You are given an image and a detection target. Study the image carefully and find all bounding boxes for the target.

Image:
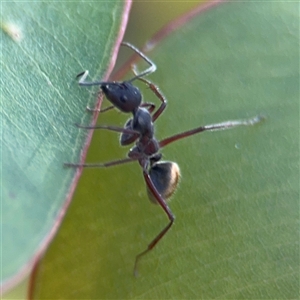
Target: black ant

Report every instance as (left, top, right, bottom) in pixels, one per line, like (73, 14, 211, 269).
(65, 42, 264, 276)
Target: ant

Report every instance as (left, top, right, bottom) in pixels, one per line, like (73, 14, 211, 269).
(65, 42, 264, 276)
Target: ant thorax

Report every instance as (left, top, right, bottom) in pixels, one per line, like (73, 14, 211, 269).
(120, 107, 154, 146)
(138, 136, 160, 156)
(128, 137, 160, 160)
(132, 107, 154, 137)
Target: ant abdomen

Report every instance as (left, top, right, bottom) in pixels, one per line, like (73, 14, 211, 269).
(147, 161, 181, 204)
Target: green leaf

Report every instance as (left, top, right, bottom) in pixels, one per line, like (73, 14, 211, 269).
(1, 0, 129, 290)
(32, 1, 299, 299)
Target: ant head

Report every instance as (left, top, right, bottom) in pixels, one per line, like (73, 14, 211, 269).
(147, 161, 181, 204)
(101, 81, 142, 113)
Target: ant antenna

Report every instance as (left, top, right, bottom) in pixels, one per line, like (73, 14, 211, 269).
(77, 42, 156, 87)
(121, 42, 156, 82)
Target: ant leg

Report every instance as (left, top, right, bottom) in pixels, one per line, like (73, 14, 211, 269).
(75, 123, 139, 135)
(140, 102, 156, 114)
(159, 115, 265, 148)
(137, 77, 167, 122)
(64, 157, 136, 168)
(134, 167, 175, 277)
(121, 42, 157, 82)
(86, 105, 115, 113)
(131, 65, 166, 122)
(88, 102, 155, 114)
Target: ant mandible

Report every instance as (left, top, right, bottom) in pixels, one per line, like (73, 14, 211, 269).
(65, 42, 264, 276)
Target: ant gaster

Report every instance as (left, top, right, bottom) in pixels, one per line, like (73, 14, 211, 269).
(65, 42, 264, 276)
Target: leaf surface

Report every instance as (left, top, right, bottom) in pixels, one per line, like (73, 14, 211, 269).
(1, 0, 130, 291)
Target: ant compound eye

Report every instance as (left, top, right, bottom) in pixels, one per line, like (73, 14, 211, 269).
(120, 95, 128, 103)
